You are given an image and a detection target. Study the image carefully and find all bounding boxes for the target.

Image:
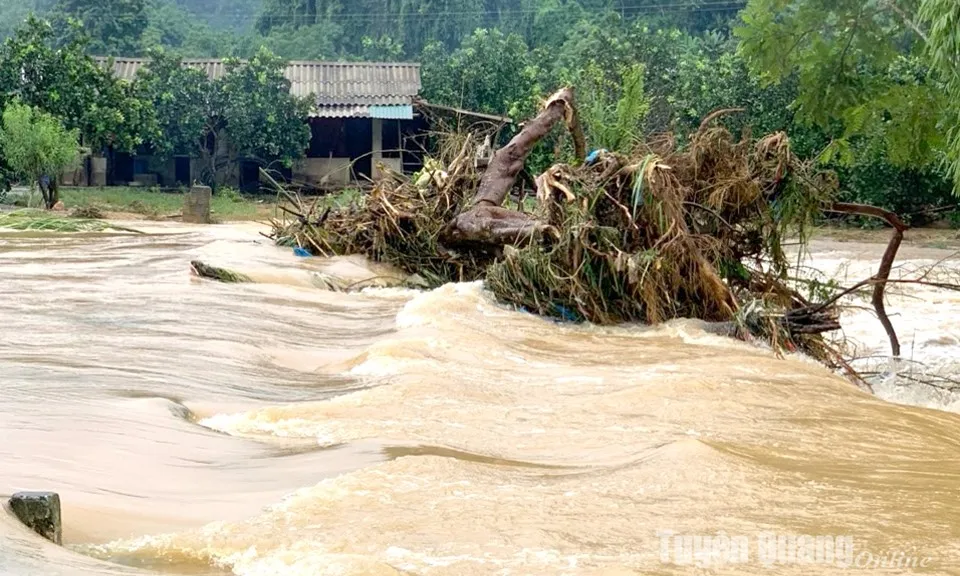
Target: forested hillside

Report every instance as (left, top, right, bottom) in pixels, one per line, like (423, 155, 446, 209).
(0, 0, 959, 221)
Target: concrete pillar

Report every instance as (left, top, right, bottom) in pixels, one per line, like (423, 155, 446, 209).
(90, 156, 107, 187)
(9, 492, 62, 545)
(372, 118, 383, 178)
(182, 185, 212, 224)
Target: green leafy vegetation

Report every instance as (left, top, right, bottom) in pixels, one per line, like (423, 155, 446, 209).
(51, 0, 149, 55)
(0, 15, 313, 197)
(578, 62, 650, 154)
(734, 0, 960, 217)
(131, 47, 311, 188)
(0, 103, 81, 208)
(0, 0, 956, 221)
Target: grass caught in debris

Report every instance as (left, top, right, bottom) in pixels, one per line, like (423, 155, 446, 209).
(0, 209, 144, 233)
(488, 126, 832, 322)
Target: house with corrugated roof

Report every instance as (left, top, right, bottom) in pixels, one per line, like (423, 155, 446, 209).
(74, 57, 427, 190)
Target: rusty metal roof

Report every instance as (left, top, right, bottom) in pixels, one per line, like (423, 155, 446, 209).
(97, 57, 421, 117)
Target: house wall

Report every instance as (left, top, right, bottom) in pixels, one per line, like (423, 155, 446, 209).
(293, 157, 353, 187)
(91, 156, 107, 187)
(60, 154, 89, 187)
(71, 114, 424, 190)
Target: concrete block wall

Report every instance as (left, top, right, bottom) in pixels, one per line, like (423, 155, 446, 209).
(293, 157, 353, 187)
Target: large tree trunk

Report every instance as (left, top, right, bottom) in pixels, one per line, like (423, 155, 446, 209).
(440, 88, 582, 248)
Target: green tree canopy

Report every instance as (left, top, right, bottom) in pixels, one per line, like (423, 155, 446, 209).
(735, 0, 949, 179)
(421, 28, 541, 118)
(133, 46, 311, 188)
(0, 16, 151, 153)
(133, 49, 209, 158)
(51, 0, 148, 55)
(217, 47, 313, 165)
(919, 0, 960, 191)
(0, 101, 80, 208)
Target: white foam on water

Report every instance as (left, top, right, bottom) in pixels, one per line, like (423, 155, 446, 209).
(199, 412, 341, 445)
(224, 550, 403, 576)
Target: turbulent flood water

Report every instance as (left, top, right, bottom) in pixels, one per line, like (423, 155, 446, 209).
(2, 222, 960, 575)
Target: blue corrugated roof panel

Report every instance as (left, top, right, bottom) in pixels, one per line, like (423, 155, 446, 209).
(369, 105, 414, 120)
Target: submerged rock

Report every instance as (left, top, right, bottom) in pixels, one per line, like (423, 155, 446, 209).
(9, 491, 62, 545)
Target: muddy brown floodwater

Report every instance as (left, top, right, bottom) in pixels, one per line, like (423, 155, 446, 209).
(2, 222, 960, 575)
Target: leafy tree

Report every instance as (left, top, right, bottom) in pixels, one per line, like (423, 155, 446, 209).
(553, 15, 703, 133)
(359, 34, 405, 61)
(0, 16, 150, 154)
(256, 0, 320, 35)
(0, 102, 81, 208)
(168, 0, 261, 31)
(134, 47, 311, 189)
(421, 29, 541, 118)
(836, 148, 956, 224)
(255, 22, 342, 61)
(141, 0, 231, 56)
(249, 0, 744, 60)
(216, 47, 313, 174)
(0, 0, 56, 41)
(919, 0, 960, 192)
(133, 49, 208, 158)
(732, 0, 960, 218)
(51, 0, 148, 55)
(734, 0, 946, 176)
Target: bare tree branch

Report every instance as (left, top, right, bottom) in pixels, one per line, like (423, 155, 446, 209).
(825, 202, 908, 357)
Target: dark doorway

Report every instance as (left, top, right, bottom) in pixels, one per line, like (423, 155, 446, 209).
(344, 118, 372, 180)
(401, 115, 429, 174)
(174, 157, 191, 186)
(238, 160, 261, 193)
(110, 151, 135, 186)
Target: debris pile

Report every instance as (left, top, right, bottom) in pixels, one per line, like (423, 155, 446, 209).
(268, 132, 492, 287)
(267, 89, 860, 369)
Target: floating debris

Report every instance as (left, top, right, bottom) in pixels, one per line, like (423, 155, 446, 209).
(189, 260, 252, 283)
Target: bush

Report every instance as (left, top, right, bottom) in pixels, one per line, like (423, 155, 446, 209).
(217, 186, 244, 202)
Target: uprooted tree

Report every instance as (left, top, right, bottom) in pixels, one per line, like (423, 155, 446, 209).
(262, 87, 935, 391)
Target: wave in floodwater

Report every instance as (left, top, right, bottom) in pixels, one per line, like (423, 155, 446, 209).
(2, 222, 960, 575)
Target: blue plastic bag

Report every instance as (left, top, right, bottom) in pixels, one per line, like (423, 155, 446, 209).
(293, 247, 311, 258)
(585, 149, 607, 165)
